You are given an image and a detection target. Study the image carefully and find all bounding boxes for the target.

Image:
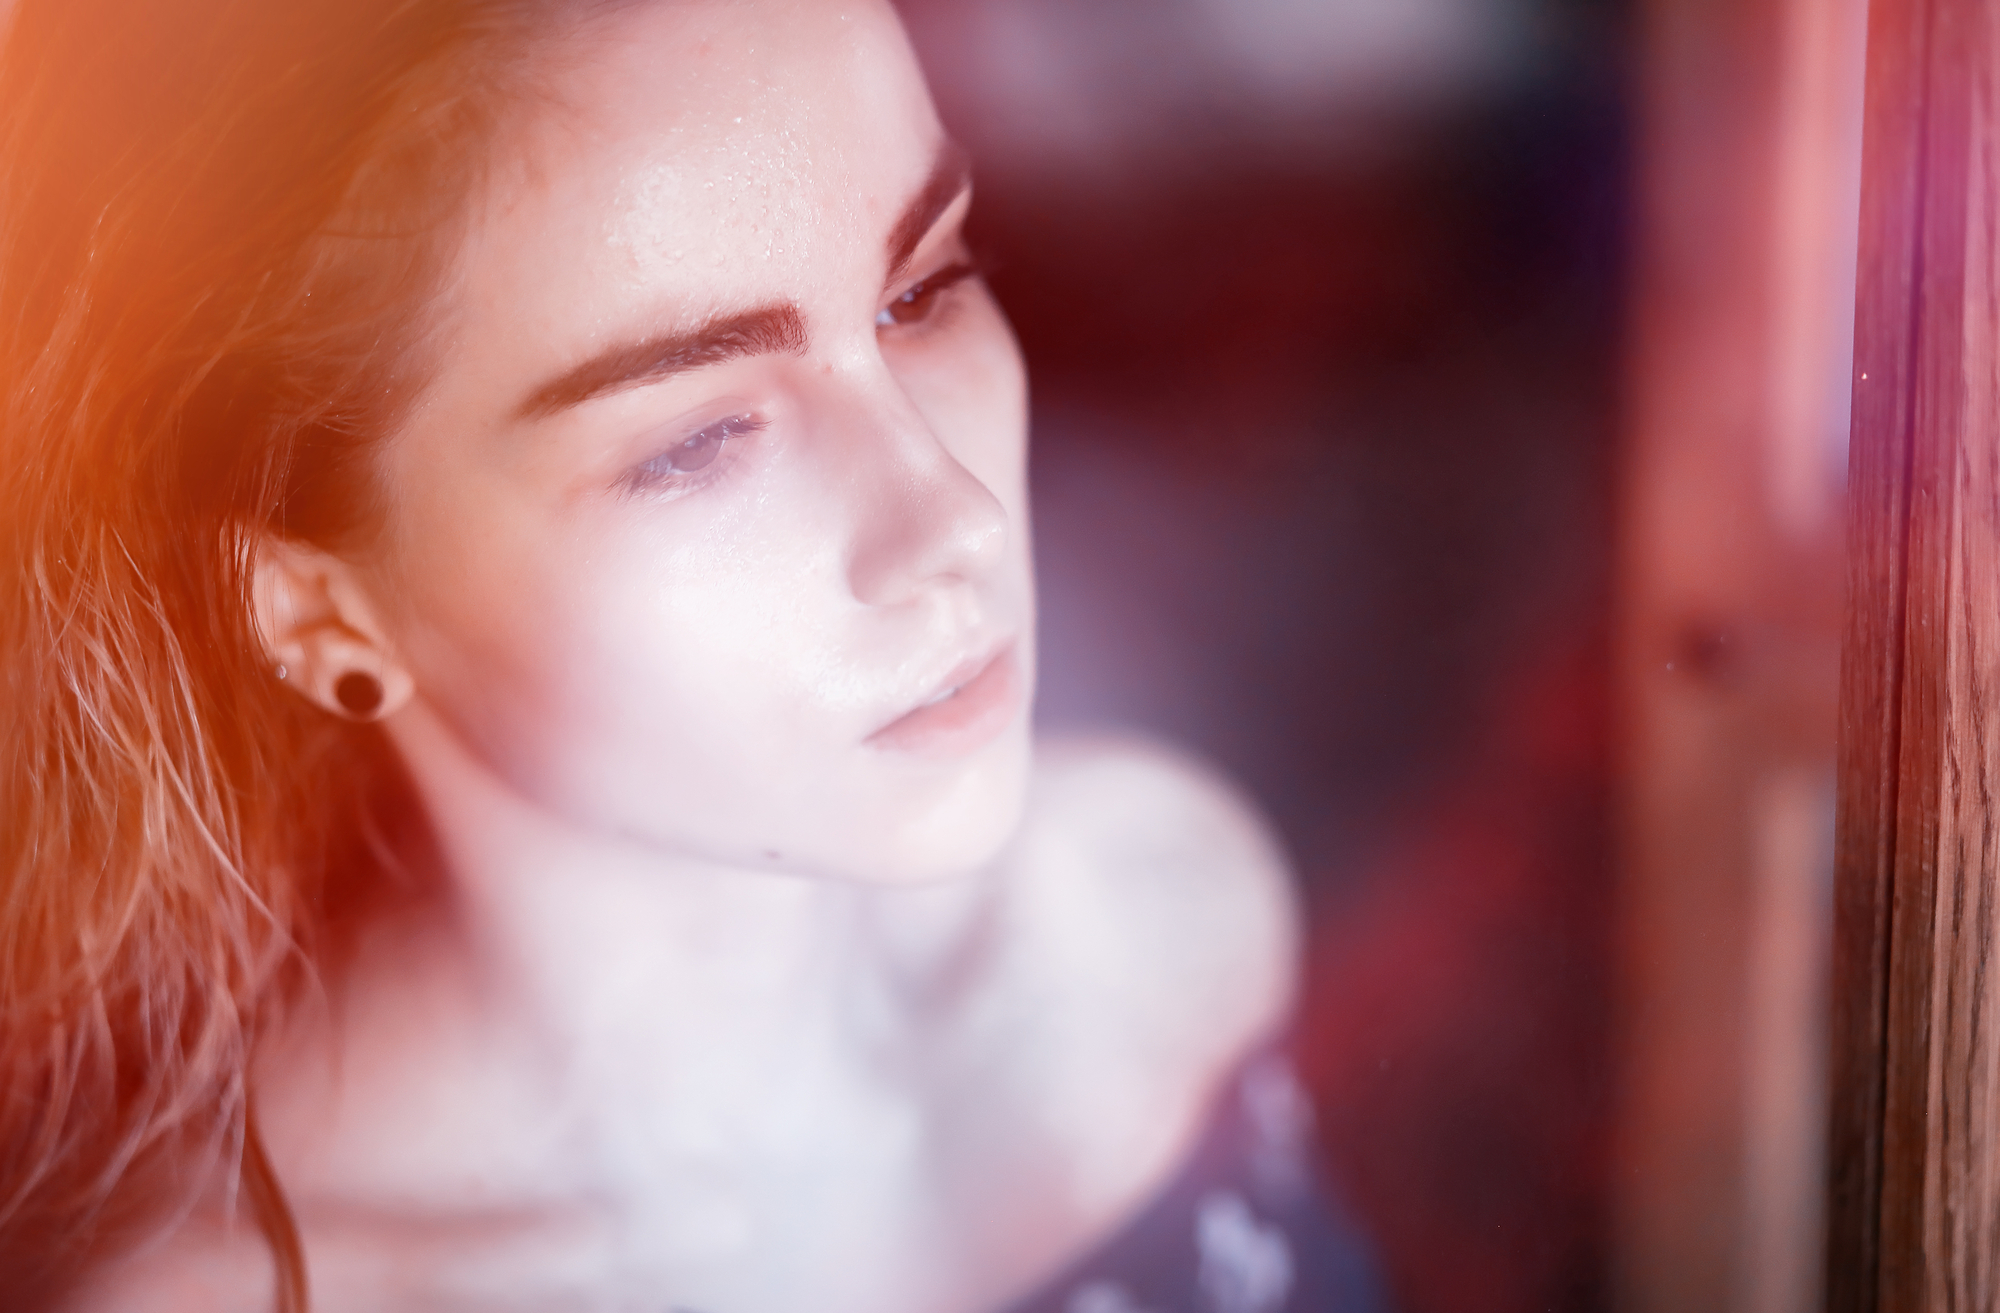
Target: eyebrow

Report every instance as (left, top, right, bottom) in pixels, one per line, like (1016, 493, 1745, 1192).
(516, 302, 807, 420)
(513, 139, 972, 422)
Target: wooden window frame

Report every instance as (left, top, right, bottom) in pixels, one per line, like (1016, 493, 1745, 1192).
(1831, 0, 2000, 1308)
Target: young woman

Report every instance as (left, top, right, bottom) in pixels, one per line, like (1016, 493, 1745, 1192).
(0, 1, 1386, 1309)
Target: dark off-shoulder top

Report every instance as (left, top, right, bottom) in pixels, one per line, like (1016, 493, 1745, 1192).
(997, 1053, 1390, 1313)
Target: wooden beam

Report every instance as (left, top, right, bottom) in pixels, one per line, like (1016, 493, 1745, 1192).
(1830, 0, 2000, 1307)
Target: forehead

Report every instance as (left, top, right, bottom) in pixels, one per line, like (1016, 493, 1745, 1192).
(462, 0, 941, 327)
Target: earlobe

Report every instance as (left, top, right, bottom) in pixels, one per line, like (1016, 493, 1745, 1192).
(252, 537, 414, 723)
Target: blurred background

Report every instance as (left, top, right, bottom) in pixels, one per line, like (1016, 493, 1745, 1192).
(894, 2, 1631, 1309)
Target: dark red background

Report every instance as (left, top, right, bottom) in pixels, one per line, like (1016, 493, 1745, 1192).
(898, 2, 1632, 1308)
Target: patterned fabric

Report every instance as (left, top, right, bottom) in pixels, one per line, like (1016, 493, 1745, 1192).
(998, 1055, 1389, 1313)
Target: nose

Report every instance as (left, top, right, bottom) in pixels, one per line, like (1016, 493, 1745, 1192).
(840, 391, 1010, 609)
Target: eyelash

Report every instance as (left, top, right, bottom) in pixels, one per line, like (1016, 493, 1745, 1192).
(877, 260, 983, 333)
(621, 413, 768, 498)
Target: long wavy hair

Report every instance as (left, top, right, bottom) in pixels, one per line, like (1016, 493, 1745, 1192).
(0, 0, 570, 1305)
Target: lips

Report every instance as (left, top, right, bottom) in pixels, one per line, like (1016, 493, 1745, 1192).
(865, 642, 1020, 757)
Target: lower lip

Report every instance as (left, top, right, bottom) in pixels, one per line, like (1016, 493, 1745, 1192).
(866, 647, 1021, 758)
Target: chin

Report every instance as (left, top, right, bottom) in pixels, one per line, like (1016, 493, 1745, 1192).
(848, 724, 1034, 883)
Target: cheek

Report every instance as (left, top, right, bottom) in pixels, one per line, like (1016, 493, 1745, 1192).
(389, 480, 859, 825)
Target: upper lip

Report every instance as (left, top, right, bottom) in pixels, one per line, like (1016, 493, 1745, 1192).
(869, 639, 1011, 737)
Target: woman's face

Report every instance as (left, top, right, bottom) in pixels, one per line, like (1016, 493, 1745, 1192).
(366, 0, 1033, 882)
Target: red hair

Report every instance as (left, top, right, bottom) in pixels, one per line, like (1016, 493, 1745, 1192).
(0, 1, 559, 1305)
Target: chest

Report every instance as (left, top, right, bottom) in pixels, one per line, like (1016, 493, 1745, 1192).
(221, 945, 1217, 1310)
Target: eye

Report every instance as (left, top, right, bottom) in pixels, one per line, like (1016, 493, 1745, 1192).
(627, 414, 766, 492)
(876, 261, 980, 329)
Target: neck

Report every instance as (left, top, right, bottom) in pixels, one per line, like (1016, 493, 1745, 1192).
(380, 704, 1003, 1092)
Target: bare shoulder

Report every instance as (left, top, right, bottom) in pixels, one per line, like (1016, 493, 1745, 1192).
(1007, 733, 1301, 1061)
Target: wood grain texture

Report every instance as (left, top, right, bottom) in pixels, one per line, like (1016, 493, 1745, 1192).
(1830, 0, 2000, 1308)
(1924, 7, 2000, 1299)
(1830, 0, 1925, 1305)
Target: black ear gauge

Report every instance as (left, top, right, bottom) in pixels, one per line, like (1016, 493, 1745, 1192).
(334, 670, 385, 719)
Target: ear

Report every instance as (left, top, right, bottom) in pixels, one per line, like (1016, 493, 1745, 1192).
(251, 536, 415, 723)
